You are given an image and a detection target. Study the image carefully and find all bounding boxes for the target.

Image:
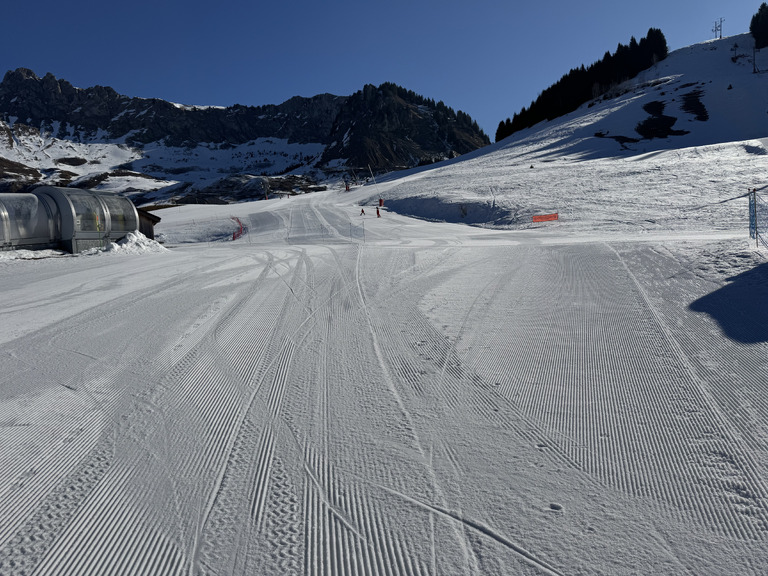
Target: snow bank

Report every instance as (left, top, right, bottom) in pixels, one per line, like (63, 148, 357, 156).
(96, 231, 169, 255)
(0, 231, 169, 260)
(0, 248, 67, 260)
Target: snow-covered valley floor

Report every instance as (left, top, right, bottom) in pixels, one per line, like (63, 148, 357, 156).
(2, 166, 768, 575)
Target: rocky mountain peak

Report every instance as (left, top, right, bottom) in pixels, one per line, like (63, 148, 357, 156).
(0, 69, 489, 201)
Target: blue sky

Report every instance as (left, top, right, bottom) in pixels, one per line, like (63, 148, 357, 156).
(1, 1, 761, 138)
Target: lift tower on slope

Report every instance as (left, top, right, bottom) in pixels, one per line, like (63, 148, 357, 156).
(713, 17, 724, 39)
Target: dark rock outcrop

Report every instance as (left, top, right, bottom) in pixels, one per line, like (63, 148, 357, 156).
(0, 69, 489, 177)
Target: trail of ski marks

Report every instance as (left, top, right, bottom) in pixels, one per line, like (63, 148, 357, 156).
(436, 242, 768, 543)
(352, 245, 524, 574)
(362, 246, 585, 480)
(371, 479, 565, 576)
(1, 248, 305, 575)
(612, 244, 768, 540)
(0, 438, 113, 574)
(193, 242, 363, 575)
(302, 443, 434, 576)
(247, 340, 295, 531)
(189, 251, 318, 573)
(0, 259, 247, 561)
(6, 188, 768, 576)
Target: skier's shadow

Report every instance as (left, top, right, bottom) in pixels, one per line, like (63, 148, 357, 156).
(689, 262, 768, 344)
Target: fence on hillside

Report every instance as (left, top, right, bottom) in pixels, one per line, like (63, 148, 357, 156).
(231, 217, 245, 241)
(749, 189, 768, 249)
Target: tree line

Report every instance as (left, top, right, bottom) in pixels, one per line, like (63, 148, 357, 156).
(751, 3, 768, 48)
(495, 28, 669, 142)
(373, 82, 486, 136)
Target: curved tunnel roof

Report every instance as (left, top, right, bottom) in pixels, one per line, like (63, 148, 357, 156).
(0, 187, 139, 253)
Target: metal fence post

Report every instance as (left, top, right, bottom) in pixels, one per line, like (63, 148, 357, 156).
(750, 188, 757, 247)
(755, 189, 759, 249)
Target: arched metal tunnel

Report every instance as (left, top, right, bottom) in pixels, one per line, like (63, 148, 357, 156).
(0, 186, 139, 254)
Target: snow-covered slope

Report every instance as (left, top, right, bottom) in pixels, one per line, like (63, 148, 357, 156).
(0, 118, 328, 201)
(3, 34, 768, 576)
(368, 34, 768, 228)
(2, 172, 767, 575)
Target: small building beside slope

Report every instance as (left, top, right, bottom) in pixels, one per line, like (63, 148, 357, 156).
(0, 186, 148, 254)
(137, 208, 161, 241)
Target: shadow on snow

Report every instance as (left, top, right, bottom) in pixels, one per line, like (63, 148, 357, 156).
(689, 262, 768, 344)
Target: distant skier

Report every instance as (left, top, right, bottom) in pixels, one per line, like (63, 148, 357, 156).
(360, 208, 365, 216)
(376, 207, 380, 218)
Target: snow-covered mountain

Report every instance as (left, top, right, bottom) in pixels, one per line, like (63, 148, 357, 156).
(360, 33, 768, 228)
(1, 33, 766, 216)
(0, 73, 488, 203)
(5, 34, 768, 576)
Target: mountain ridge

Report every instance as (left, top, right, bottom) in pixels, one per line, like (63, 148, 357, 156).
(0, 70, 489, 202)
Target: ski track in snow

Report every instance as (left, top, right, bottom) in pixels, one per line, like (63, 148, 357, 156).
(4, 148, 768, 573)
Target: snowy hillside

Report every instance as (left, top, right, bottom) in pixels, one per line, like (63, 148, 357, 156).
(367, 34, 768, 228)
(0, 75, 488, 201)
(2, 34, 768, 576)
(0, 118, 329, 201)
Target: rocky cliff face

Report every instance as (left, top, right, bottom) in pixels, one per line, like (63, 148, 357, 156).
(0, 68, 349, 146)
(0, 69, 488, 201)
(321, 83, 488, 171)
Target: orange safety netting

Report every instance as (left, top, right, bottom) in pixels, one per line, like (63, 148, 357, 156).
(532, 213, 558, 223)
